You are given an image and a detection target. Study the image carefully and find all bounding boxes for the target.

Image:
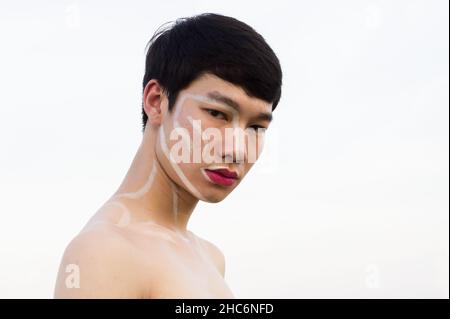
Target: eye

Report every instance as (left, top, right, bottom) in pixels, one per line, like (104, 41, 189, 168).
(205, 108, 227, 121)
(249, 125, 267, 132)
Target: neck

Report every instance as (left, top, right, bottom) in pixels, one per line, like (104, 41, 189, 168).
(110, 124, 198, 234)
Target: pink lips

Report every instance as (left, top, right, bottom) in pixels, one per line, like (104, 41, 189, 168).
(204, 169, 238, 187)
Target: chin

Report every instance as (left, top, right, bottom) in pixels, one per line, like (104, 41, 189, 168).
(200, 189, 230, 203)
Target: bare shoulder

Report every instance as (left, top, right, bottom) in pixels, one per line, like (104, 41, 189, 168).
(53, 224, 145, 298)
(193, 233, 226, 277)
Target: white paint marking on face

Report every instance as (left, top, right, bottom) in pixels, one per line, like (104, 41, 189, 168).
(159, 124, 207, 201)
(169, 93, 241, 201)
(158, 92, 248, 203)
(186, 115, 202, 134)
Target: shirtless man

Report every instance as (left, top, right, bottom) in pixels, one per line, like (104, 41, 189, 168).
(54, 13, 282, 299)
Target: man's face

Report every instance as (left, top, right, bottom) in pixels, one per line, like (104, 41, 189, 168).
(156, 73, 273, 203)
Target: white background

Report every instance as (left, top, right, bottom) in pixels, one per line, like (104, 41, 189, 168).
(0, 0, 448, 298)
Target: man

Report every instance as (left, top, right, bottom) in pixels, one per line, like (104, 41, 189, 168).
(54, 12, 282, 298)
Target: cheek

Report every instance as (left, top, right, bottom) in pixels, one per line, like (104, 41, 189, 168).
(244, 162, 254, 174)
(175, 162, 206, 191)
(176, 109, 206, 140)
(256, 136, 265, 157)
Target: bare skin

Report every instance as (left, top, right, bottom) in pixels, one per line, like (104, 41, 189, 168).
(54, 73, 272, 298)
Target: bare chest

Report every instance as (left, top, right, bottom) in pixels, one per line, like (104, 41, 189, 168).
(137, 236, 234, 298)
(150, 257, 235, 298)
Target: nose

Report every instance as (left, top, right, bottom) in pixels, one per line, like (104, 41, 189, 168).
(222, 126, 247, 164)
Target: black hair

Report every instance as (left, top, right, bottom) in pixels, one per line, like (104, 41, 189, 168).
(141, 13, 282, 131)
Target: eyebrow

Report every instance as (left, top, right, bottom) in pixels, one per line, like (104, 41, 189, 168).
(206, 90, 273, 123)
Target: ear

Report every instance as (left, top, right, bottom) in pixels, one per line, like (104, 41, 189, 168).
(143, 79, 165, 126)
